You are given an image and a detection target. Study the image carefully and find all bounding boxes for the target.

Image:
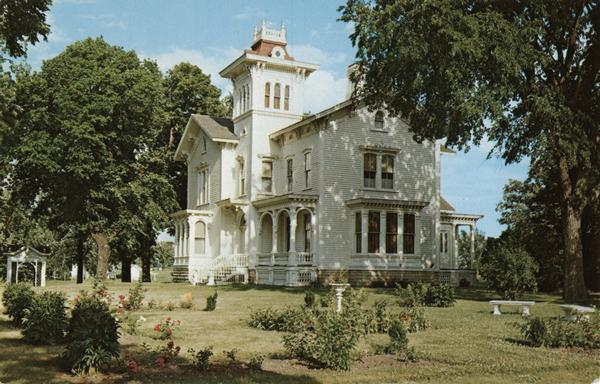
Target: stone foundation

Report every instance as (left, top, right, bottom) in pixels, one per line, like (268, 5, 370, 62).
(317, 268, 475, 287)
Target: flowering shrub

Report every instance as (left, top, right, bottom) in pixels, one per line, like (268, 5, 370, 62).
(153, 317, 181, 340)
(116, 282, 146, 313)
(120, 314, 146, 335)
(124, 354, 138, 371)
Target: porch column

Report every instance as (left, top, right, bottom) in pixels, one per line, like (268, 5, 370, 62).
(469, 224, 475, 268)
(6, 259, 11, 284)
(288, 209, 297, 266)
(361, 209, 368, 254)
(41, 260, 46, 287)
(453, 224, 459, 269)
(173, 223, 179, 264)
(311, 210, 317, 265)
(415, 213, 422, 259)
(271, 212, 277, 266)
(379, 211, 386, 254)
(398, 212, 404, 259)
(188, 216, 196, 261)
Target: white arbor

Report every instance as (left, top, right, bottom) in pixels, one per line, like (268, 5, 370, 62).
(4, 246, 48, 287)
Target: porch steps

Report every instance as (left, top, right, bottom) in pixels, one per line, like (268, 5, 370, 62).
(171, 265, 189, 282)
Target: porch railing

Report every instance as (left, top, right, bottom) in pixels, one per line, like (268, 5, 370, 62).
(296, 252, 313, 265)
(273, 252, 288, 265)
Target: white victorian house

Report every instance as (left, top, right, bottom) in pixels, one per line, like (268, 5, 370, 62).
(171, 23, 482, 287)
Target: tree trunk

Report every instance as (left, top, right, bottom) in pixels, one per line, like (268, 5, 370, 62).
(76, 235, 85, 284)
(582, 203, 600, 292)
(92, 232, 113, 280)
(121, 259, 132, 283)
(558, 156, 589, 301)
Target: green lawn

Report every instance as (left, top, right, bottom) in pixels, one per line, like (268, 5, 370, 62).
(0, 279, 598, 384)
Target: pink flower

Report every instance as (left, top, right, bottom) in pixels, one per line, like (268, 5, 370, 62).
(154, 324, 161, 332)
(165, 328, 172, 335)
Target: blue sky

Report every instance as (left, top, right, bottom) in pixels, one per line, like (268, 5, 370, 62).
(25, 0, 529, 237)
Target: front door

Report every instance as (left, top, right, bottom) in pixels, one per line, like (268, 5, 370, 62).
(439, 229, 452, 269)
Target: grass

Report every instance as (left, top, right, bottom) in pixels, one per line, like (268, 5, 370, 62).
(0, 279, 599, 384)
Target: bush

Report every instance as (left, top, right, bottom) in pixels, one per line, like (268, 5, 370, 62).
(385, 320, 408, 354)
(22, 291, 67, 344)
(373, 300, 392, 333)
(63, 291, 120, 374)
(395, 282, 455, 307)
(398, 306, 431, 332)
(204, 292, 218, 311)
(165, 301, 175, 311)
(282, 308, 364, 371)
(180, 292, 194, 309)
(304, 290, 316, 307)
(2, 283, 35, 326)
(248, 306, 310, 332)
(126, 281, 146, 311)
(480, 245, 538, 300)
(189, 346, 213, 371)
(223, 348, 238, 361)
(248, 353, 265, 370)
(153, 317, 181, 340)
(424, 284, 455, 307)
(519, 315, 600, 349)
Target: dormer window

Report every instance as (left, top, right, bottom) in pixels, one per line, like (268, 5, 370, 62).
(274, 83, 281, 109)
(284, 85, 290, 111)
(374, 111, 385, 130)
(264, 82, 270, 108)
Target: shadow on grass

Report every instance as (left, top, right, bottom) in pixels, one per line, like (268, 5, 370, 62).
(99, 361, 322, 384)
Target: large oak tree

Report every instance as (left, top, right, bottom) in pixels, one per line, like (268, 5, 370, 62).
(11, 37, 176, 279)
(340, 0, 599, 300)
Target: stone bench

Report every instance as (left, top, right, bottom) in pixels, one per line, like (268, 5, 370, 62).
(559, 304, 595, 321)
(490, 300, 535, 316)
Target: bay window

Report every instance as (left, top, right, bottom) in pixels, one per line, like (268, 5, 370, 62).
(368, 211, 380, 253)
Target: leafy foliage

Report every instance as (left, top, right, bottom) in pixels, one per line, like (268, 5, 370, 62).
(480, 243, 538, 300)
(2, 282, 35, 326)
(63, 291, 120, 374)
(304, 290, 316, 307)
(385, 320, 408, 354)
(282, 308, 365, 371)
(22, 291, 67, 344)
(395, 282, 456, 307)
(398, 306, 431, 333)
(126, 281, 146, 311)
(0, 0, 51, 59)
(247, 353, 265, 370)
(519, 315, 600, 349)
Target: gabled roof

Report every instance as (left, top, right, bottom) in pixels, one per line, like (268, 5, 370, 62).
(191, 115, 237, 141)
(174, 115, 238, 161)
(440, 196, 455, 211)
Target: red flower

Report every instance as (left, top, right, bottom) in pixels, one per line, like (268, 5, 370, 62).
(165, 328, 172, 335)
(118, 294, 125, 300)
(154, 324, 161, 332)
(155, 356, 165, 368)
(127, 359, 137, 371)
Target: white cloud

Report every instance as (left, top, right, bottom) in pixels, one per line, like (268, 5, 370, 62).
(287, 44, 347, 67)
(80, 14, 127, 30)
(234, 7, 266, 21)
(143, 47, 241, 91)
(303, 70, 348, 114)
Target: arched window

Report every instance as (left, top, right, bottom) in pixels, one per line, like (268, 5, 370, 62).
(374, 111, 385, 130)
(194, 221, 206, 255)
(264, 82, 271, 108)
(274, 83, 281, 109)
(284, 85, 290, 111)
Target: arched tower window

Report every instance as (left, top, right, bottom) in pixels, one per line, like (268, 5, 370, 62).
(194, 221, 206, 255)
(264, 82, 271, 108)
(374, 111, 385, 130)
(284, 85, 290, 111)
(274, 83, 281, 109)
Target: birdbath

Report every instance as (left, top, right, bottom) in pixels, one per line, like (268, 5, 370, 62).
(329, 283, 350, 313)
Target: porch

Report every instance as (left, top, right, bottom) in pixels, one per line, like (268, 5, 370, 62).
(253, 193, 319, 286)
